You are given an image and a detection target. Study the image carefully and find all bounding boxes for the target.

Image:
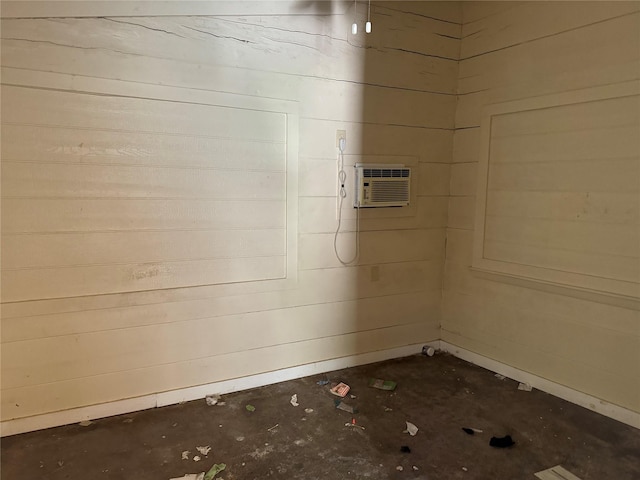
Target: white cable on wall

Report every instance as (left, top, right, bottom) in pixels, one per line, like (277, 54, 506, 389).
(334, 137, 360, 265)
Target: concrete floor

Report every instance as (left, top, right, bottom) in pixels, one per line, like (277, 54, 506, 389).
(2, 353, 639, 479)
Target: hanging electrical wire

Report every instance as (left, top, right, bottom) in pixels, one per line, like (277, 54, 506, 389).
(333, 137, 360, 265)
(351, 0, 358, 34)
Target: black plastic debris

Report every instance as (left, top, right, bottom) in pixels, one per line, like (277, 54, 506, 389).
(489, 435, 515, 448)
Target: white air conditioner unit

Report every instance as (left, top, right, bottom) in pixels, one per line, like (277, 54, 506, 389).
(354, 163, 411, 207)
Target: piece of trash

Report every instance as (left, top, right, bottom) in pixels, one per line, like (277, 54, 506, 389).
(245, 404, 256, 412)
(518, 382, 532, 391)
(193, 456, 201, 462)
(489, 435, 515, 448)
(182, 451, 190, 460)
(317, 379, 330, 386)
(494, 373, 506, 380)
(78, 420, 92, 427)
(422, 345, 435, 356)
(412, 465, 419, 471)
(396, 466, 404, 471)
(330, 382, 350, 397)
(169, 474, 204, 480)
(267, 424, 279, 431)
(304, 408, 314, 414)
(344, 422, 365, 430)
(196, 446, 211, 456)
(400, 445, 411, 453)
(57, 461, 64, 467)
(205, 395, 221, 406)
(204, 463, 226, 480)
(462, 466, 468, 472)
(462, 428, 475, 435)
(236, 436, 245, 442)
(290, 394, 299, 407)
(404, 421, 418, 436)
(534, 465, 583, 480)
(471, 428, 483, 433)
(335, 399, 358, 414)
(384, 406, 393, 412)
(368, 378, 397, 391)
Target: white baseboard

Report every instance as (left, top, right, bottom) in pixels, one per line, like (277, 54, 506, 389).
(4, 340, 635, 436)
(1, 342, 434, 437)
(439, 341, 640, 430)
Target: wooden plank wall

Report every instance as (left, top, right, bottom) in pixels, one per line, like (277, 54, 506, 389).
(444, 1, 640, 412)
(0, 1, 460, 421)
(2, 85, 292, 301)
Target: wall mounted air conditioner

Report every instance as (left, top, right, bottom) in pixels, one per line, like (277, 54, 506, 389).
(354, 163, 411, 207)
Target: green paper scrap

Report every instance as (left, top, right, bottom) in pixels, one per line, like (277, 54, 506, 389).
(204, 463, 226, 480)
(368, 378, 397, 391)
(245, 404, 256, 412)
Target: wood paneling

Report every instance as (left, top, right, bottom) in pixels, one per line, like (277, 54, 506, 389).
(473, 84, 640, 298)
(444, 1, 640, 413)
(1, 83, 292, 302)
(456, 11, 640, 127)
(1, 1, 458, 423)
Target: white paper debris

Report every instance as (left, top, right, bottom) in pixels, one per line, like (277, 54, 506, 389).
(304, 408, 314, 414)
(462, 466, 468, 472)
(494, 373, 506, 380)
(78, 420, 93, 427)
(534, 465, 582, 480)
(205, 395, 220, 406)
(471, 428, 483, 433)
(290, 394, 299, 407)
(518, 382, 532, 391)
(169, 474, 205, 480)
(396, 466, 404, 471)
(196, 446, 211, 456)
(193, 455, 201, 462)
(181, 451, 190, 460)
(412, 465, 419, 471)
(404, 421, 419, 436)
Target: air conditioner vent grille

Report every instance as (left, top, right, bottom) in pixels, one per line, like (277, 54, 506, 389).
(363, 168, 410, 178)
(371, 182, 409, 202)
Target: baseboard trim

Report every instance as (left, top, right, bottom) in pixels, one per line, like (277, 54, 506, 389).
(1, 342, 434, 437)
(5, 340, 635, 436)
(439, 341, 640, 430)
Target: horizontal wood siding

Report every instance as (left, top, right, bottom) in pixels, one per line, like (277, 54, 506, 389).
(0, 1, 460, 421)
(444, 1, 640, 413)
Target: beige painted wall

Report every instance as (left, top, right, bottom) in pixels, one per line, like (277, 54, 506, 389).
(0, 2, 459, 421)
(444, 1, 640, 413)
(3, 0, 637, 427)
